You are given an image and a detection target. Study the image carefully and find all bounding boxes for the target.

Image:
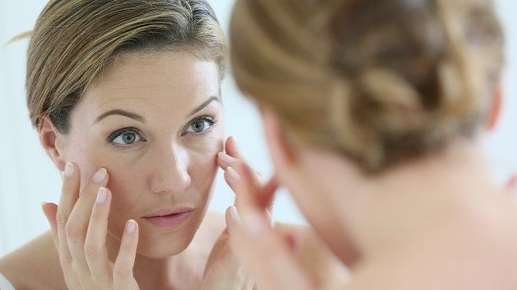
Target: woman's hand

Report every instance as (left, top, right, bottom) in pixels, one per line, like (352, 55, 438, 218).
(198, 137, 277, 290)
(219, 137, 351, 290)
(200, 227, 256, 290)
(41, 163, 140, 290)
(223, 173, 315, 290)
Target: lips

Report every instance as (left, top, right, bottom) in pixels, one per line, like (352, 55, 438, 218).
(142, 208, 195, 228)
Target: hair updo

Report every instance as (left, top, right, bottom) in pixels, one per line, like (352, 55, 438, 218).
(230, 0, 504, 172)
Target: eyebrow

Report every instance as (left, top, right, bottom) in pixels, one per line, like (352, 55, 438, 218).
(95, 109, 145, 124)
(94, 96, 220, 124)
(188, 96, 221, 116)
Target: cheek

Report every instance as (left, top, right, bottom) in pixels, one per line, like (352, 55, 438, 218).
(187, 129, 224, 187)
(66, 140, 106, 189)
(188, 139, 223, 198)
(67, 141, 140, 222)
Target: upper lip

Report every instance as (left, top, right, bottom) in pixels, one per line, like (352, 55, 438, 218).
(142, 207, 195, 218)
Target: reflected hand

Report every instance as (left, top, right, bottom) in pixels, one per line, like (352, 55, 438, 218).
(199, 137, 278, 290)
(220, 138, 349, 290)
(41, 163, 140, 290)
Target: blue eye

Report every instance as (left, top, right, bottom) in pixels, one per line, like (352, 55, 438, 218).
(108, 128, 146, 146)
(184, 116, 215, 135)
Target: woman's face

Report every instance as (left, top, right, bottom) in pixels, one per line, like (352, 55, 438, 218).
(58, 50, 224, 258)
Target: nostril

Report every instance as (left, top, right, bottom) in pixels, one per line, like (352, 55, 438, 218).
(150, 171, 191, 194)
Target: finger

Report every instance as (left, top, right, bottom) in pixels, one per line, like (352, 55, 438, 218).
(227, 208, 312, 290)
(225, 136, 245, 160)
(66, 168, 109, 281)
(42, 202, 58, 246)
(84, 187, 113, 285)
(113, 220, 139, 289)
(56, 162, 80, 266)
(219, 153, 264, 198)
(223, 166, 242, 199)
(230, 163, 279, 211)
(259, 175, 279, 209)
(220, 138, 262, 177)
(223, 165, 260, 209)
(55, 162, 84, 289)
(217, 151, 238, 170)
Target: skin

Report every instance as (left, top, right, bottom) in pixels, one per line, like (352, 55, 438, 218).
(225, 103, 517, 290)
(0, 50, 347, 290)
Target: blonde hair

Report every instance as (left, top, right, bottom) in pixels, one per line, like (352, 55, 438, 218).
(27, 0, 226, 133)
(230, 0, 504, 172)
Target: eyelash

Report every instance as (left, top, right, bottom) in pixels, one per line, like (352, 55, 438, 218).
(106, 115, 217, 146)
(181, 115, 217, 136)
(107, 127, 147, 147)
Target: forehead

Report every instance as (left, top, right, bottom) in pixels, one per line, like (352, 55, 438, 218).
(80, 50, 220, 117)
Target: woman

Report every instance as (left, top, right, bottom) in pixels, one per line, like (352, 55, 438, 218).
(223, 0, 517, 290)
(0, 1, 346, 289)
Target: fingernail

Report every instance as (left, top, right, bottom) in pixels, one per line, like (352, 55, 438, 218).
(219, 152, 232, 163)
(242, 211, 267, 238)
(93, 168, 107, 183)
(64, 162, 74, 177)
(229, 136, 236, 146)
(96, 187, 107, 204)
(126, 219, 137, 234)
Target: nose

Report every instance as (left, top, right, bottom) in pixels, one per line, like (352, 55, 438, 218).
(149, 142, 191, 194)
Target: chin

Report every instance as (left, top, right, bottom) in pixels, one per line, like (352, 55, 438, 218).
(134, 214, 204, 258)
(136, 228, 197, 258)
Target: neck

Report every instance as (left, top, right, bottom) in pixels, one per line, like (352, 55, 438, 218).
(335, 140, 504, 258)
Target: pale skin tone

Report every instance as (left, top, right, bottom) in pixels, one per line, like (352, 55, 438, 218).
(225, 101, 517, 290)
(0, 51, 346, 290)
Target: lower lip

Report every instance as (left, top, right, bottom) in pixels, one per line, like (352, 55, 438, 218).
(143, 211, 194, 228)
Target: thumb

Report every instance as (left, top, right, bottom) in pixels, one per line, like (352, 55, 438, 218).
(41, 202, 58, 245)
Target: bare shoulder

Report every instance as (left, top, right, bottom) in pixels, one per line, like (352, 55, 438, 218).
(0, 231, 66, 290)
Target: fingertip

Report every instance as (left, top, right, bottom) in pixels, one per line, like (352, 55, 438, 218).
(41, 202, 50, 220)
(125, 219, 138, 235)
(226, 136, 240, 157)
(41, 202, 58, 227)
(41, 202, 57, 214)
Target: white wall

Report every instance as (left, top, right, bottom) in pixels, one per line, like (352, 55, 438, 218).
(0, 0, 515, 257)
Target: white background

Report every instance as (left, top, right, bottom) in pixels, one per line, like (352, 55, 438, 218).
(0, 0, 515, 257)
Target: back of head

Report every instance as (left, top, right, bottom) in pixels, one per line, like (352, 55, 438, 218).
(230, 0, 504, 173)
(27, 0, 225, 134)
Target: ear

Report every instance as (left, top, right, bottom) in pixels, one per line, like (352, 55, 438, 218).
(486, 82, 503, 131)
(261, 108, 297, 173)
(38, 117, 67, 171)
